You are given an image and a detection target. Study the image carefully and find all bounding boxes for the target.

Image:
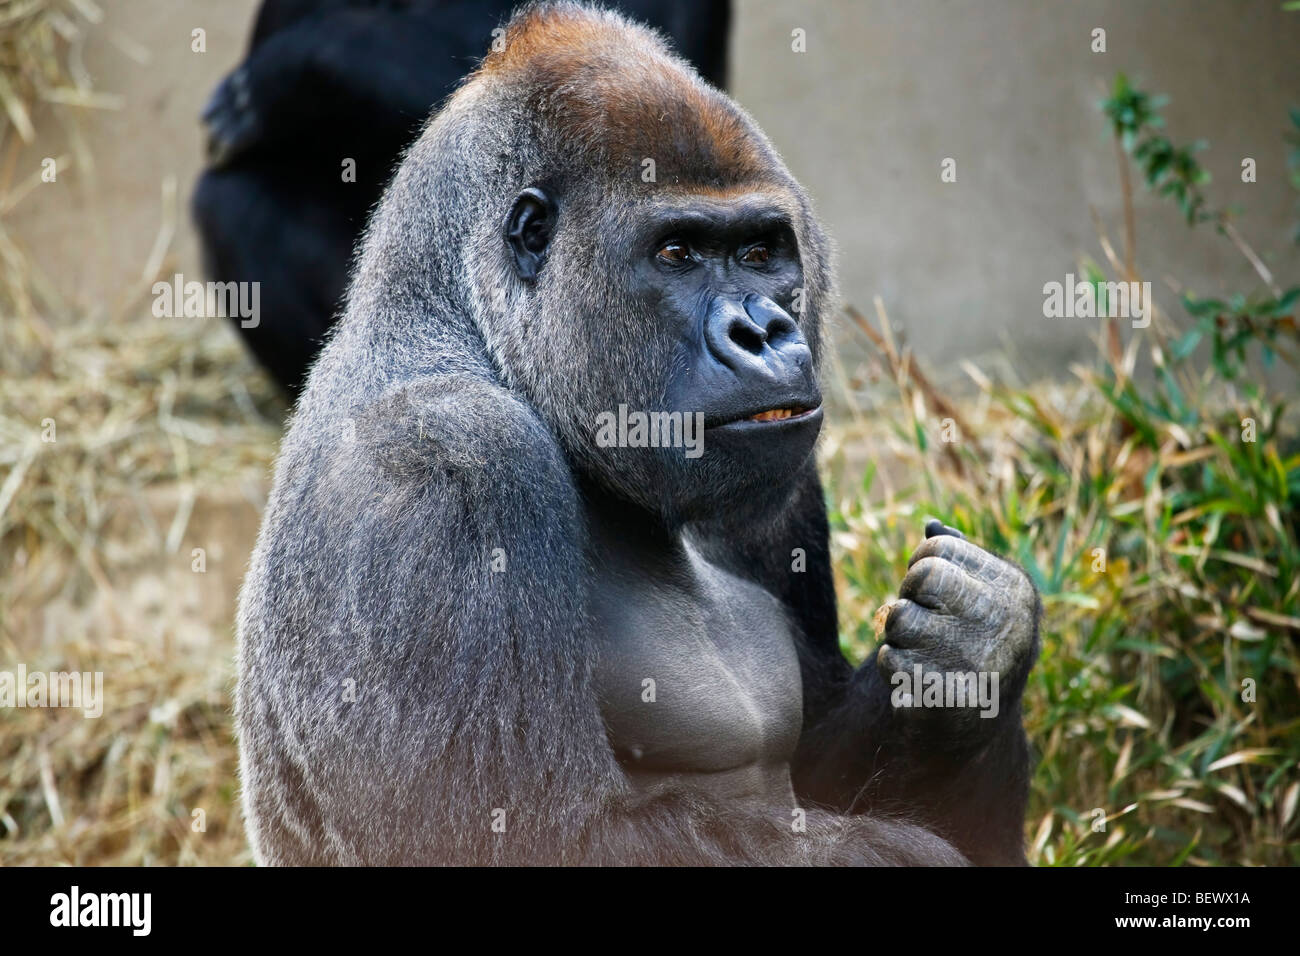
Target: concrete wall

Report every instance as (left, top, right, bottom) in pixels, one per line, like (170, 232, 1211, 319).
(10, 0, 1300, 381)
(731, 0, 1300, 379)
(9, 0, 259, 312)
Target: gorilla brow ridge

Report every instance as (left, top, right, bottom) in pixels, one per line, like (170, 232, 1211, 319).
(475, 0, 773, 187)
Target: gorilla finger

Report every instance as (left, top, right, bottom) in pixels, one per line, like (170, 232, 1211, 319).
(885, 599, 978, 664)
(908, 531, 980, 570)
(884, 597, 970, 652)
(877, 642, 923, 684)
(873, 642, 935, 686)
(882, 598, 928, 649)
(907, 532, 1016, 585)
(898, 556, 986, 615)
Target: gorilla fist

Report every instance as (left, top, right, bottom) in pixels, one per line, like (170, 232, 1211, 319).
(878, 520, 1039, 728)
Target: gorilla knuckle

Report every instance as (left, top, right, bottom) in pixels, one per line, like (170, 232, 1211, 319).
(883, 599, 923, 645)
(907, 533, 954, 568)
(900, 556, 974, 612)
(876, 642, 911, 676)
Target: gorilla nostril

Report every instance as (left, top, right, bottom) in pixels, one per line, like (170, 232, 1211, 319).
(705, 298, 804, 371)
(764, 315, 798, 345)
(727, 316, 767, 355)
(744, 295, 798, 345)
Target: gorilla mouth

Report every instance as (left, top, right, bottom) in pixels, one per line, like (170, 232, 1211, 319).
(746, 406, 816, 423)
(706, 403, 822, 429)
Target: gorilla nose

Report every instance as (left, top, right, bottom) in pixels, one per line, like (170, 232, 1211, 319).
(705, 295, 807, 375)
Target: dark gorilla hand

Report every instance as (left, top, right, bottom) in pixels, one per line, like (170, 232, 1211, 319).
(792, 517, 1040, 864)
(201, 66, 261, 167)
(879, 520, 1040, 733)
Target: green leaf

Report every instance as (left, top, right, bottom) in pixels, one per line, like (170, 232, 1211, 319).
(1171, 328, 1203, 359)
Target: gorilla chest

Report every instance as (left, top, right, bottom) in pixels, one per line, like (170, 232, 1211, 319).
(590, 547, 804, 799)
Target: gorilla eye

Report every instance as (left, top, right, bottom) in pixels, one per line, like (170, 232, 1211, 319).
(655, 240, 691, 264)
(739, 244, 770, 265)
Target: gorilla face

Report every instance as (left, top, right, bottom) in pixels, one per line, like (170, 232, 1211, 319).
(505, 185, 824, 524)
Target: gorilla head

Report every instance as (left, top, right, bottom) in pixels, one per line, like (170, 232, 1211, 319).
(348, 0, 832, 523)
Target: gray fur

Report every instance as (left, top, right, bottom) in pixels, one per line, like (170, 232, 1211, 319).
(236, 2, 988, 866)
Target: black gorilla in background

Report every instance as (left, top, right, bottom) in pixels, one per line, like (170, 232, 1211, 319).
(192, 0, 731, 394)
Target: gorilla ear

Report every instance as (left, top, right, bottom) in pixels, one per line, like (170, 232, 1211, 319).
(505, 187, 555, 281)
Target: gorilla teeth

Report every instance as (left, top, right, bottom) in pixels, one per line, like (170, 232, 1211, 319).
(749, 408, 795, 422)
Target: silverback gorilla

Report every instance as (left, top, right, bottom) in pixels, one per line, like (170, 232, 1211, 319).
(236, 1, 1041, 865)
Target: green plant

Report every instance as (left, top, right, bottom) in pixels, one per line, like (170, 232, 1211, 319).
(826, 75, 1300, 866)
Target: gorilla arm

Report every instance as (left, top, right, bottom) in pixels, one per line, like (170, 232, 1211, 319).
(691, 472, 1038, 866)
(237, 375, 609, 864)
(203, 4, 450, 166)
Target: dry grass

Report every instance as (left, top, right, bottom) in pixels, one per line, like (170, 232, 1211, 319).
(0, 0, 119, 144)
(0, 300, 283, 865)
(0, 7, 281, 858)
